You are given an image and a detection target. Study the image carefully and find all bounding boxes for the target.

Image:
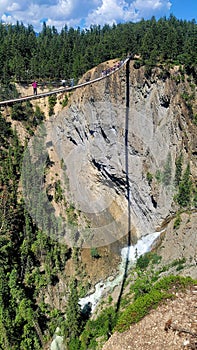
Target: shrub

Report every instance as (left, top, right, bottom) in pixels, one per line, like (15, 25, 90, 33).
(136, 252, 161, 270)
(130, 275, 152, 300)
(136, 253, 150, 270)
(115, 275, 195, 333)
(173, 214, 182, 229)
(116, 289, 171, 332)
(48, 95, 57, 116)
(170, 258, 186, 271)
(155, 170, 162, 182)
(54, 180, 63, 202)
(62, 95, 68, 108)
(90, 247, 100, 259)
(146, 172, 153, 185)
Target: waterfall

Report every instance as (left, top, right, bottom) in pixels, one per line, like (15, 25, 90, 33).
(79, 231, 161, 312)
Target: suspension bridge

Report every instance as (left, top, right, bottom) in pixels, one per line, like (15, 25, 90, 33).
(0, 56, 131, 106)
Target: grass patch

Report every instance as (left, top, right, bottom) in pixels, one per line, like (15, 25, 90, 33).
(115, 275, 195, 333)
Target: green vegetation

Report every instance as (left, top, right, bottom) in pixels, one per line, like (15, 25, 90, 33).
(175, 164, 192, 207)
(155, 169, 162, 183)
(170, 257, 186, 271)
(54, 179, 64, 202)
(146, 172, 153, 185)
(173, 213, 182, 229)
(90, 247, 100, 259)
(0, 15, 196, 87)
(174, 153, 183, 187)
(64, 279, 83, 344)
(116, 289, 171, 332)
(10, 100, 44, 135)
(136, 252, 162, 270)
(193, 187, 197, 207)
(154, 153, 174, 187)
(0, 111, 72, 349)
(115, 275, 195, 333)
(34, 105, 45, 125)
(62, 94, 69, 108)
(48, 95, 57, 116)
(66, 203, 78, 226)
(173, 155, 196, 209)
(80, 307, 117, 350)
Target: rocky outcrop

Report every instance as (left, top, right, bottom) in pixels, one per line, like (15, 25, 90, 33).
(47, 60, 196, 249)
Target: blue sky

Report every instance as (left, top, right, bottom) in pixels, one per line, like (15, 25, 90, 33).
(0, 0, 196, 33)
(170, 0, 197, 21)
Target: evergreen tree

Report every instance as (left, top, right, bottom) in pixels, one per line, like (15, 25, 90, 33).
(65, 279, 82, 341)
(176, 164, 192, 207)
(0, 16, 196, 84)
(174, 153, 183, 186)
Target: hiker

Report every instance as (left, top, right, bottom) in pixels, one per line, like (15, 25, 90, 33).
(61, 79, 66, 87)
(32, 81, 37, 95)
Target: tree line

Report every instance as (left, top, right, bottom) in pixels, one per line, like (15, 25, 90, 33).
(0, 15, 196, 85)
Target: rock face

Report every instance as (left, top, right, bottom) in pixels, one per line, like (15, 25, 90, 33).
(157, 211, 197, 279)
(48, 60, 196, 249)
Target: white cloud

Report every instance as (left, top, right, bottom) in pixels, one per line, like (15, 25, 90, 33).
(2, 13, 12, 23)
(132, 0, 171, 17)
(86, 0, 127, 27)
(0, 0, 172, 32)
(86, 0, 172, 26)
(7, 2, 21, 11)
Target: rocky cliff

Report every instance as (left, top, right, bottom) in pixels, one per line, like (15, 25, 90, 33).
(45, 59, 196, 253)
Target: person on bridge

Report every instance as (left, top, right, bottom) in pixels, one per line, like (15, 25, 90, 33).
(61, 79, 66, 87)
(32, 81, 38, 95)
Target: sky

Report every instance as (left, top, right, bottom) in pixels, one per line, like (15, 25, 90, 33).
(0, 0, 196, 33)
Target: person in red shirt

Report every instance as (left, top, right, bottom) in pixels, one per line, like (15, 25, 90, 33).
(32, 81, 38, 95)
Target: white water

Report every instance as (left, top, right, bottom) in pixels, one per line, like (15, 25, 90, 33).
(79, 231, 161, 312)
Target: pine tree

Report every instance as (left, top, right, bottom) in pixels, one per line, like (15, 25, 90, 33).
(65, 279, 82, 340)
(174, 153, 183, 186)
(176, 164, 192, 207)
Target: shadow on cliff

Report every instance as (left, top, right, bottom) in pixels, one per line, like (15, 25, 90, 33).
(115, 58, 131, 314)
